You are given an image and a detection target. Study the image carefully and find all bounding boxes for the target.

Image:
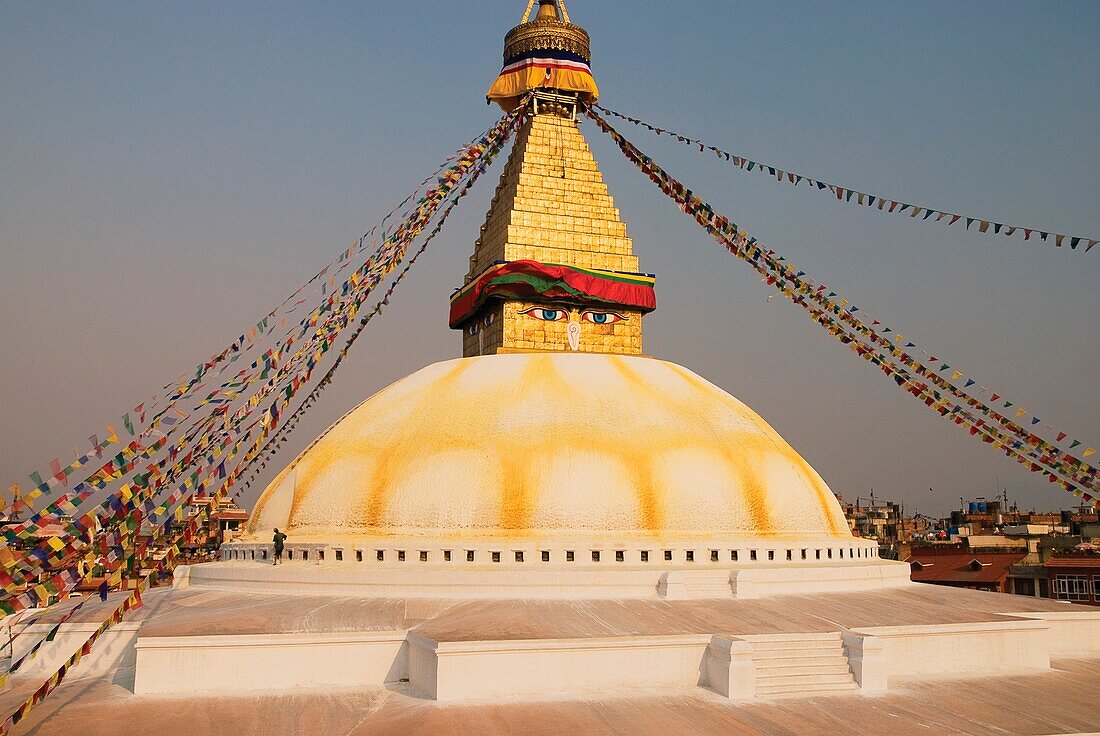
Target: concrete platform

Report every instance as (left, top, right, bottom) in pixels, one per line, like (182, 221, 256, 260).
(4, 656, 1100, 736)
(7, 564, 1100, 735)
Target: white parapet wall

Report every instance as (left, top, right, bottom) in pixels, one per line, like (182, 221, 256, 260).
(730, 560, 912, 599)
(191, 554, 910, 598)
(133, 631, 408, 696)
(842, 619, 1051, 690)
(1010, 611, 1100, 657)
(406, 633, 714, 701)
(9, 622, 141, 680)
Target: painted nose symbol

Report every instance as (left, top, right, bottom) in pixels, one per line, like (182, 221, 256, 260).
(567, 322, 581, 351)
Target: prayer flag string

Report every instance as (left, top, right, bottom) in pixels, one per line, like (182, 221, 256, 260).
(593, 104, 1097, 254)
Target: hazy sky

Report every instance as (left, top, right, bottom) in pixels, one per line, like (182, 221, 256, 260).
(2, 1, 1097, 518)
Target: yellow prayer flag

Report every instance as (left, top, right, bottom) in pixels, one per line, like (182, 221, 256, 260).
(979, 220, 990, 233)
(1016, 408, 1027, 418)
(1085, 448, 1096, 458)
(952, 371, 963, 380)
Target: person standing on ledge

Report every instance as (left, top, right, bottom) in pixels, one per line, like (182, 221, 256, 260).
(272, 528, 287, 565)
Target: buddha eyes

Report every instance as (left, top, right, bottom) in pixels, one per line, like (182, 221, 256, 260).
(520, 307, 568, 322)
(519, 307, 627, 324)
(468, 312, 498, 335)
(582, 311, 625, 325)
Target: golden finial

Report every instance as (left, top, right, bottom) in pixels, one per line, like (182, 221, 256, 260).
(488, 0, 597, 110)
(520, 0, 571, 24)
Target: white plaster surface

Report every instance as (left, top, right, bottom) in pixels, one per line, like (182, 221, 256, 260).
(194, 553, 904, 600)
(133, 631, 407, 695)
(245, 354, 854, 541)
(407, 632, 712, 701)
(845, 620, 1052, 685)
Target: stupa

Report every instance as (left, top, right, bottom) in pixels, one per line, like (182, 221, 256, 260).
(12, 4, 1100, 733)
(232, 0, 900, 601)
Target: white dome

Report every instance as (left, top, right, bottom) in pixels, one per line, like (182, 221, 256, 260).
(247, 354, 851, 542)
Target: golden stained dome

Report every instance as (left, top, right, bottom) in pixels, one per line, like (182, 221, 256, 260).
(247, 354, 851, 542)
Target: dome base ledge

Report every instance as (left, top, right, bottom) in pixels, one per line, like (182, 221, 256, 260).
(204, 545, 910, 601)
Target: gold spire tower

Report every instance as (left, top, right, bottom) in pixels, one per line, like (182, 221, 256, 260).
(451, 1, 656, 358)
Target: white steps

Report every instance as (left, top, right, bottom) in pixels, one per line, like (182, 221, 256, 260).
(743, 633, 859, 698)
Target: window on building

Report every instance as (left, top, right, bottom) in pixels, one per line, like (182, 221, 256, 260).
(615, 550, 624, 562)
(515, 551, 524, 563)
(731, 550, 738, 562)
(376, 550, 384, 562)
(685, 550, 694, 562)
(664, 550, 673, 561)
(541, 550, 550, 562)
(1012, 577, 1035, 597)
(420, 550, 428, 562)
(466, 550, 475, 562)
(640, 550, 649, 562)
(443, 550, 451, 562)
(491, 551, 501, 563)
(356, 550, 363, 563)
(566, 550, 575, 562)
(710, 550, 719, 562)
(750, 550, 757, 561)
(1093, 577, 1100, 601)
(397, 550, 405, 562)
(767, 550, 775, 561)
(317, 550, 324, 561)
(1054, 574, 1089, 602)
(334, 550, 343, 562)
(592, 550, 601, 562)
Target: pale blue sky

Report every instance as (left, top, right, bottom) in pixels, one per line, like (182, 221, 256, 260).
(2, 1, 1097, 516)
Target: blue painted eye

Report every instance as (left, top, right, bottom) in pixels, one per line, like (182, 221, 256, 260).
(582, 311, 625, 325)
(520, 307, 569, 322)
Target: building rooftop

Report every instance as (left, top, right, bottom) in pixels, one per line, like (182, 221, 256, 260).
(908, 552, 1027, 585)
